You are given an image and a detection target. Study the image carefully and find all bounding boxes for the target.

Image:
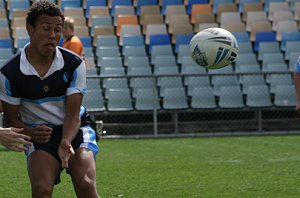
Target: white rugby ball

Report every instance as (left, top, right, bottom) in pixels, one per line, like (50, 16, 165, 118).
(189, 28, 239, 69)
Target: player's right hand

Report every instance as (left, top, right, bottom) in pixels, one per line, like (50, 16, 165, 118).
(31, 125, 52, 143)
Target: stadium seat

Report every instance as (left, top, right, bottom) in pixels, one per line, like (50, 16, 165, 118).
(136, 0, 158, 15)
(246, 85, 272, 108)
(241, 74, 266, 94)
(141, 14, 164, 34)
(150, 45, 174, 64)
(107, 88, 133, 111)
(238, 42, 254, 54)
(186, 76, 211, 96)
(123, 46, 147, 66)
(288, 52, 300, 71)
(242, 2, 263, 22)
(281, 32, 300, 51)
(194, 12, 216, 32)
(220, 12, 242, 28)
(175, 34, 193, 54)
(257, 41, 280, 60)
(127, 56, 151, 69)
(218, 85, 244, 108)
(119, 24, 142, 45)
(216, 3, 238, 23)
(274, 85, 297, 107)
(161, 0, 183, 15)
(267, 2, 289, 20)
(111, 0, 132, 16)
(0, 38, 13, 48)
(177, 45, 190, 64)
(238, 0, 260, 13)
(135, 88, 161, 111)
(213, 75, 239, 96)
(253, 32, 276, 52)
(191, 4, 213, 24)
(190, 87, 217, 109)
(271, 10, 294, 31)
(148, 34, 171, 54)
(145, 24, 168, 45)
(245, 11, 268, 32)
(83, 90, 105, 112)
(123, 35, 145, 47)
(116, 15, 139, 36)
(249, 21, 272, 42)
(95, 35, 118, 47)
(113, 5, 135, 26)
(231, 32, 250, 43)
(87, 6, 109, 25)
(284, 41, 300, 60)
(162, 87, 189, 110)
(269, 74, 293, 94)
(165, 5, 187, 24)
(276, 21, 298, 41)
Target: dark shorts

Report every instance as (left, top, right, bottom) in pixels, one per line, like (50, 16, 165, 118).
(25, 124, 99, 185)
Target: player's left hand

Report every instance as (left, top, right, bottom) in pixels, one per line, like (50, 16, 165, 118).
(58, 139, 75, 168)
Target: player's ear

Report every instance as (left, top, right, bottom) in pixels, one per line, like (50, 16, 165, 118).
(26, 23, 34, 37)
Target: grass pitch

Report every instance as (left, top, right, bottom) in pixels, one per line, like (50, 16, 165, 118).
(1, 135, 300, 197)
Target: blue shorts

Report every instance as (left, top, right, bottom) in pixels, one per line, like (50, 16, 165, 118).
(25, 124, 99, 185)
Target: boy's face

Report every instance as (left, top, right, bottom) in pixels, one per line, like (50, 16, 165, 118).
(27, 14, 63, 56)
(62, 23, 73, 39)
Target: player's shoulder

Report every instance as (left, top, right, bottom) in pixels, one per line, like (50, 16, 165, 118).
(1, 52, 21, 74)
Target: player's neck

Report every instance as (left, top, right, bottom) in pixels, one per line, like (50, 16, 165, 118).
(25, 45, 54, 77)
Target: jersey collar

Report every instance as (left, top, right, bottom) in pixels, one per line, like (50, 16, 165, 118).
(20, 43, 65, 78)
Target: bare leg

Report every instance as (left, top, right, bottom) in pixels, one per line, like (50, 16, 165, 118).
(27, 150, 61, 198)
(68, 148, 100, 198)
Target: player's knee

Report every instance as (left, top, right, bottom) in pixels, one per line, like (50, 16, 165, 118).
(31, 181, 53, 197)
(73, 174, 96, 192)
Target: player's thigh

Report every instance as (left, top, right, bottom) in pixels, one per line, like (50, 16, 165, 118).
(68, 148, 97, 181)
(27, 150, 61, 185)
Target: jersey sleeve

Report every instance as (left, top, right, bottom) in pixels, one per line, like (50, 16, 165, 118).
(66, 61, 86, 96)
(0, 71, 21, 105)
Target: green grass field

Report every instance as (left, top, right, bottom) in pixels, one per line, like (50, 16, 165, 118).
(1, 135, 300, 197)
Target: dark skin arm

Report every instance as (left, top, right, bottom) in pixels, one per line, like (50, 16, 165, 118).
(1, 101, 52, 143)
(58, 93, 83, 168)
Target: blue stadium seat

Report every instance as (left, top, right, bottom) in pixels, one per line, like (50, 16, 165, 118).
(232, 32, 250, 43)
(0, 39, 12, 48)
(254, 32, 276, 52)
(60, 0, 81, 11)
(281, 32, 300, 51)
(123, 35, 145, 47)
(148, 34, 171, 54)
(80, 37, 93, 48)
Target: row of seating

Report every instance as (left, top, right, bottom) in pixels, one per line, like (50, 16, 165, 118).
(83, 82, 296, 112)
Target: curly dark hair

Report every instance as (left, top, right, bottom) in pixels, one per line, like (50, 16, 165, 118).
(26, 1, 64, 26)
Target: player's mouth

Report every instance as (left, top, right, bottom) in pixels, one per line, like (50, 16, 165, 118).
(46, 43, 55, 50)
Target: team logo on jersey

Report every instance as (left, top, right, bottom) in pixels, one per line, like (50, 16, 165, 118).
(43, 85, 49, 93)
